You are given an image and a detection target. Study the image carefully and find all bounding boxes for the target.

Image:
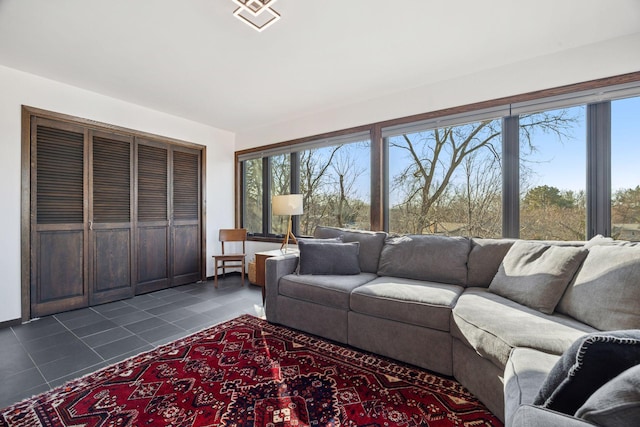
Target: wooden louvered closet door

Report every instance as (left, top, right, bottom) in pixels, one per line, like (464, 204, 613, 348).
(172, 147, 202, 286)
(136, 140, 170, 294)
(89, 131, 135, 305)
(27, 110, 205, 318)
(31, 119, 88, 317)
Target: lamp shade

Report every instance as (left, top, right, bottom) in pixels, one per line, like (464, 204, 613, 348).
(272, 194, 304, 216)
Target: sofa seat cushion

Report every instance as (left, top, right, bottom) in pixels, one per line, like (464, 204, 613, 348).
(350, 276, 464, 332)
(279, 272, 377, 309)
(451, 288, 596, 369)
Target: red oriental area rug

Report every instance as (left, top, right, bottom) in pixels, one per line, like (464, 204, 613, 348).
(0, 314, 502, 427)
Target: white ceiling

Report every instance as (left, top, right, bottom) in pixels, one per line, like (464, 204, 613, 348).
(0, 0, 639, 133)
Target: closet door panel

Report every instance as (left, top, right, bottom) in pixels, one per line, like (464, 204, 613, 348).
(136, 141, 170, 294)
(137, 225, 169, 287)
(31, 120, 88, 317)
(173, 224, 199, 281)
(92, 228, 131, 292)
(90, 132, 134, 305)
(171, 149, 202, 285)
(36, 230, 85, 302)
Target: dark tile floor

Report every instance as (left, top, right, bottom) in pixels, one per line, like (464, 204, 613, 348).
(0, 276, 262, 409)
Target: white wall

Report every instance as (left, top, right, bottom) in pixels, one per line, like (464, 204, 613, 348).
(0, 65, 236, 324)
(236, 33, 640, 149)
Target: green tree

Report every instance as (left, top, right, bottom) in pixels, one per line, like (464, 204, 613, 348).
(612, 186, 640, 240)
(523, 185, 574, 209)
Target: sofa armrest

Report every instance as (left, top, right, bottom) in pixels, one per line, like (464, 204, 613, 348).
(511, 405, 597, 427)
(264, 254, 299, 323)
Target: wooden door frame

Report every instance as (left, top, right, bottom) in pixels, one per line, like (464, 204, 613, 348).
(21, 106, 207, 322)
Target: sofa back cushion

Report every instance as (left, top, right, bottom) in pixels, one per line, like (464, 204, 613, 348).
(488, 241, 588, 314)
(467, 238, 516, 287)
(377, 235, 470, 285)
(557, 245, 640, 330)
(313, 226, 387, 274)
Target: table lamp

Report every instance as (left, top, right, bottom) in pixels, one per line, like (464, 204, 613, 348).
(272, 194, 304, 252)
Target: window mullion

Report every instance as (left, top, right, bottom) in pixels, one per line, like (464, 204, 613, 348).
(290, 152, 301, 236)
(262, 157, 271, 236)
(586, 102, 612, 238)
(502, 115, 520, 238)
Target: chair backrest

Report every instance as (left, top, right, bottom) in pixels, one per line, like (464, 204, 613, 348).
(219, 228, 247, 254)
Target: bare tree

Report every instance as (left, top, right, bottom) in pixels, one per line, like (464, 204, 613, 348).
(327, 147, 366, 228)
(390, 120, 501, 233)
(243, 158, 263, 233)
(270, 154, 291, 234)
(299, 146, 342, 235)
(389, 111, 579, 236)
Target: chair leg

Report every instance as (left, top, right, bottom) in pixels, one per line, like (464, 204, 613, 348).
(241, 260, 245, 286)
(214, 258, 218, 288)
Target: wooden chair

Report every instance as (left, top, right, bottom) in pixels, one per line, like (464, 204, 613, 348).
(213, 228, 247, 288)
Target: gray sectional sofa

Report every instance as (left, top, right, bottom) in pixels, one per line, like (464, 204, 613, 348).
(264, 226, 640, 426)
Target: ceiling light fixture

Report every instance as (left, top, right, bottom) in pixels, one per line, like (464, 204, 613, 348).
(231, 0, 280, 32)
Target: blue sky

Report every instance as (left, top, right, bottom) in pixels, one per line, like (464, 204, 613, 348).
(341, 95, 639, 205)
(528, 97, 639, 192)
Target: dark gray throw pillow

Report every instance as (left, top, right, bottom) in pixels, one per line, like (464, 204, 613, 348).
(575, 364, 640, 426)
(297, 239, 360, 275)
(534, 330, 640, 416)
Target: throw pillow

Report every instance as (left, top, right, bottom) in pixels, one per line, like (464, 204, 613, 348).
(488, 241, 588, 314)
(533, 330, 640, 416)
(575, 364, 640, 427)
(313, 226, 387, 274)
(297, 239, 361, 275)
(294, 237, 342, 274)
(556, 245, 640, 330)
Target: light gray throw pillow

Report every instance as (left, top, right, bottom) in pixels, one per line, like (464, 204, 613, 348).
(488, 241, 588, 314)
(575, 364, 640, 426)
(557, 245, 640, 330)
(297, 239, 360, 275)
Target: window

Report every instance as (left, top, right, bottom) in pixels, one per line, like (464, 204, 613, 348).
(243, 158, 263, 235)
(519, 106, 587, 240)
(386, 118, 503, 237)
(239, 132, 371, 238)
(611, 96, 640, 241)
(299, 141, 371, 235)
(270, 154, 291, 235)
(237, 78, 640, 242)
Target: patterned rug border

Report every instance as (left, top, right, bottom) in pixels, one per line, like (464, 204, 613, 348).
(1, 315, 261, 413)
(1, 314, 486, 418)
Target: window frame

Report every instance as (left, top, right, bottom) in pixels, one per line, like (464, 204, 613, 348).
(235, 73, 640, 242)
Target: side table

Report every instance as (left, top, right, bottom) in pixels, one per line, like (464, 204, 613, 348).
(255, 249, 298, 304)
